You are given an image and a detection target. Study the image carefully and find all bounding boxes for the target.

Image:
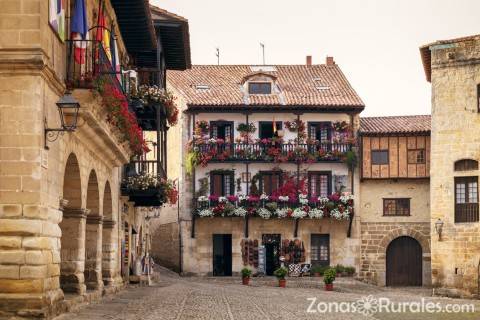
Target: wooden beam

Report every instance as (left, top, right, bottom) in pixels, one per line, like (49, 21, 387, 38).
(244, 215, 249, 238)
(294, 219, 299, 238)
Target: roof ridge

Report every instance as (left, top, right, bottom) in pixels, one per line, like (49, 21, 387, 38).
(361, 114, 431, 119)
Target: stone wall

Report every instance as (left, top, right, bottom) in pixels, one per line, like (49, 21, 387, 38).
(150, 221, 180, 272)
(359, 179, 431, 286)
(429, 35, 480, 298)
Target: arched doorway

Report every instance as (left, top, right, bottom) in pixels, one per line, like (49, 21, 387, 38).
(386, 236, 422, 286)
(102, 181, 116, 286)
(60, 153, 85, 294)
(84, 170, 103, 290)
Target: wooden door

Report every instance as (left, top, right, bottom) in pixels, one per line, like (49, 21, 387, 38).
(386, 236, 422, 286)
(213, 234, 232, 276)
(311, 234, 330, 267)
(262, 234, 281, 275)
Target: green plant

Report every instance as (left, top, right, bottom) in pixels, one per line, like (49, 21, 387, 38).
(345, 266, 355, 275)
(311, 265, 329, 275)
(186, 151, 199, 175)
(241, 267, 252, 278)
(323, 267, 336, 284)
(335, 264, 345, 274)
(237, 122, 256, 133)
(345, 150, 358, 169)
(273, 267, 288, 280)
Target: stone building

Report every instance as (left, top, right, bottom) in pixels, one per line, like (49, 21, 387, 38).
(358, 115, 431, 287)
(155, 57, 363, 276)
(0, 1, 189, 318)
(421, 34, 480, 298)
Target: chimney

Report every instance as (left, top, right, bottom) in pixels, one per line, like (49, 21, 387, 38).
(326, 56, 335, 66)
(306, 55, 312, 66)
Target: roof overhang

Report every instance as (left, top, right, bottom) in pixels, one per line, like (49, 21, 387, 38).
(110, 0, 157, 57)
(186, 105, 365, 113)
(419, 45, 431, 82)
(144, 6, 191, 70)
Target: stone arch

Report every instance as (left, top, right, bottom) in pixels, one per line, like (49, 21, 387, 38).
(454, 159, 478, 171)
(60, 153, 86, 294)
(102, 181, 117, 285)
(375, 227, 431, 286)
(386, 236, 423, 286)
(84, 170, 103, 290)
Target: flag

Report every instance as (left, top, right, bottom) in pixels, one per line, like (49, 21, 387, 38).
(273, 117, 277, 134)
(70, 0, 89, 64)
(96, 2, 112, 62)
(49, 0, 65, 41)
(110, 25, 122, 82)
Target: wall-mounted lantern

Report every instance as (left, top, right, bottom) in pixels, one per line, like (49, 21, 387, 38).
(435, 218, 444, 241)
(44, 93, 80, 149)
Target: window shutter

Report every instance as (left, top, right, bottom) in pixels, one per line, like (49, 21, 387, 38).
(211, 124, 218, 139)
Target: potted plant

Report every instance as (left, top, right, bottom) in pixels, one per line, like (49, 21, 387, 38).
(311, 266, 324, 277)
(241, 267, 252, 285)
(323, 267, 336, 291)
(345, 266, 355, 277)
(335, 264, 345, 277)
(273, 267, 288, 288)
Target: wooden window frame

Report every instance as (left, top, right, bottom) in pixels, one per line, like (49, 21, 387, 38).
(454, 159, 479, 171)
(210, 170, 235, 196)
(248, 82, 272, 94)
(383, 198, 411, 216)
(454, 176, 479, 223)
(371, 150, 389, 165)
(258, 170, 283, 195)
(307, 171, 332, 198)
(477, 84, 480, 112)
(407, 149, 426, 164)
(258, 121, 283, 139)
(209, 121, 234, 141)
(307, 122, 332, 142)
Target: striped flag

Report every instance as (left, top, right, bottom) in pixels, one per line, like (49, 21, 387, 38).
(70, 0, 89, 64)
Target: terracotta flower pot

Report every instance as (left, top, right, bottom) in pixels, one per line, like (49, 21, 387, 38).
(242, 277, 250, 285)
(314, 272, 321, 277)
(279, 279, 286, 288)
(325, 283, 333, 291)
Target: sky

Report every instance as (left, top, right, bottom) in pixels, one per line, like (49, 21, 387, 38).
(151, 0, 480, 116)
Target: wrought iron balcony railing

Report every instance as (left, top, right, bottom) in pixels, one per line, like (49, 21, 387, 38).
(194, 142, 352, 163)
(65, 39, 127, 95)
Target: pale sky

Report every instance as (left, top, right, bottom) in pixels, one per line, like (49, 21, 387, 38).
(151, 0, 480, 116)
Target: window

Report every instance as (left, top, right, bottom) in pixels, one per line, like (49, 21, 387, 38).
(454, 159, 478, 171)
(248, 82, 272, 94)
(308, 122, 331, 143)
(210, 121, 233, 142)
(259, 171, 282, 195)
(311, 234, 330, 267)
(259, 121, 282, 139)
(371, 150, 389, 165)
(383, 198, 410, 216)
(210, 171, 234, 196)
(308, 172, 331, 198)
(408, 149, 426, 164)
(477, 84, 480, 112)
(455, 176, 479, 223)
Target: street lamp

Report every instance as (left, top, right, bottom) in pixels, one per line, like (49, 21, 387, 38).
(435, 218, 444, 241)
(44, 93, 80, 149)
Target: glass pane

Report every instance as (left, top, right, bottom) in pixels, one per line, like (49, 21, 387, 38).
(456, 183, 466, 204)
(468, 182, 478, 203)
(319, 175, 328, 197)
(372, 150, 388, 165)
(384, 200, 396, 215)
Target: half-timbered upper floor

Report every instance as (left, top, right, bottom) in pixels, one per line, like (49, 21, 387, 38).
(360, 115, 431, 179)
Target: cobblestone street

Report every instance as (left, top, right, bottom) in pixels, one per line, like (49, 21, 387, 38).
(54, 268, 480, 320)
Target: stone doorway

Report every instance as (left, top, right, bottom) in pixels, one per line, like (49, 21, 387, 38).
(386, 236, 422, 286)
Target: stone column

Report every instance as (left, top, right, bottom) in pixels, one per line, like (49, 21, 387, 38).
(85, 215, 103, 291)
(60, 208, 87, 295)
(102, 219, 118, 286)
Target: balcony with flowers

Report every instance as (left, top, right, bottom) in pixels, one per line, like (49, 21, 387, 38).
(186, 119, 356, 169)
(121, 172, 178, 207)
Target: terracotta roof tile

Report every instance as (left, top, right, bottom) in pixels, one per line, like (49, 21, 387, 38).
(167, 64, 364, 109)
(360, 115, 431, 135)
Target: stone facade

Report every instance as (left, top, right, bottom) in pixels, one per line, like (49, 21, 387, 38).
(0, 1, 152, 318)
(358, 167, 431, 286)
(425, 35, 480, 298)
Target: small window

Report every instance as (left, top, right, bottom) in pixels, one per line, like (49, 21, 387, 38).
(408, 149, 426, 164)
(210, 171, 234, 196)
(455, 176, 479, 223)
(308, 172, 331, 198)
(454, 159, 478, 171)
(259, 171, 282, 195)
(248, 82, 272, 94)
(477, 84, 480, 112)
(383, 198, 410, 216)
(371, 150, 389, 165)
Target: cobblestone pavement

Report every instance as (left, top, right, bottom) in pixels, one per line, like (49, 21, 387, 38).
(55, 267, 480, 320)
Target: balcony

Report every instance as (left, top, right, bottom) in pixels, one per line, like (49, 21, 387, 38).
(192, 142, 353, 164)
